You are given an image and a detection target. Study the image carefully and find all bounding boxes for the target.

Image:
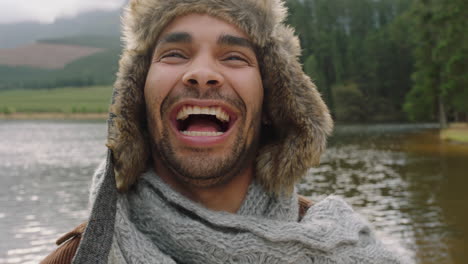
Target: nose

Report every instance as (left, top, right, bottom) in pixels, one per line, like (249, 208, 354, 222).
(182, 58, 224, 90)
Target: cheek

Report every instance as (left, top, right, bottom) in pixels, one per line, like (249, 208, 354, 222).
(144, 64, 183, 118)
(229, 70, 263, 114)
(144, 65, 177, 101)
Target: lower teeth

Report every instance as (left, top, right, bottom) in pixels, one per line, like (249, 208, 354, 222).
(181, 131, 224, 136)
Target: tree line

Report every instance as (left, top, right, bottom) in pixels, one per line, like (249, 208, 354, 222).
(285, 0, 467, 125)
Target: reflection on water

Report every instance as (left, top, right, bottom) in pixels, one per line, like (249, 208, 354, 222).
(1, 121, 467, 263)
(0, 120, 106, 264)
(300, 124, 468, 264)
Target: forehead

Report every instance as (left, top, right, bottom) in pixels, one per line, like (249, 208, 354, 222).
(158, 13, 251, 44)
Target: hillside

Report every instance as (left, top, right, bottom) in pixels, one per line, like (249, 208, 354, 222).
(0, 6, 125, 90)
(38, 35, 122, 49)
(0, 43, 103, 69)
(0, 35, 121, 90)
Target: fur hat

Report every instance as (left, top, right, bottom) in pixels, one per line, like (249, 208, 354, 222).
(106, 0, 333, 195)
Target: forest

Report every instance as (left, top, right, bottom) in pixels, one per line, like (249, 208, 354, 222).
(286, 0, 467, 125)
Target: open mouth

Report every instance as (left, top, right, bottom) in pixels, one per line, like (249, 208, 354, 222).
(175, 105, 234, 137)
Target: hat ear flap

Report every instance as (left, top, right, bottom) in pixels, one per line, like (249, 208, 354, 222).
(256, 26, 333, 195)
(106, 51, 151, 192)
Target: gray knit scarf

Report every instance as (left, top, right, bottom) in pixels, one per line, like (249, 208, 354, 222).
(97, 169, 405, 264)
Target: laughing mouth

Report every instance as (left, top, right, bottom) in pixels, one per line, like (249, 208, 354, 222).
(175, 105, 233, 137)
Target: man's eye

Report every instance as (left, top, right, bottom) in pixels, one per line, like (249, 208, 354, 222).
(222, 54, 250, 67)
(161, 52, 187, 59)
(224, 55, 247, 62)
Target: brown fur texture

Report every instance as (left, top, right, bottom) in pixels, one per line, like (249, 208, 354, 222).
(106, 0, 333, 195)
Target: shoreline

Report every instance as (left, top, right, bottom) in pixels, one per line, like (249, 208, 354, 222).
(440, 123, 468, 144)
(0, 112, 108, 120)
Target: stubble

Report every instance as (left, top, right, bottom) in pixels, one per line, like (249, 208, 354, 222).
(147, 87, 261, 188)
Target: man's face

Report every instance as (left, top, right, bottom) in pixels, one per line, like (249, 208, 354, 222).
(144, 14, 263, 188)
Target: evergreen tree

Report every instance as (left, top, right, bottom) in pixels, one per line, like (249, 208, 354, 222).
(286, 0, 414, 122)
(405, 0, 468, 126)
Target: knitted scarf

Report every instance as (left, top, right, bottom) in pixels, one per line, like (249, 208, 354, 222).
(101, 169, 405, 264)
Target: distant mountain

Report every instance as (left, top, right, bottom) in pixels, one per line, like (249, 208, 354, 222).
(0, 35, 121, 90)
(0, 4, 129, 90)
(0, 9, 122, 48)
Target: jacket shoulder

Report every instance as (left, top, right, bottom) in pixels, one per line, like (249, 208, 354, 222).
(298, 195, 313, 221)
(40, 222, 87, 264)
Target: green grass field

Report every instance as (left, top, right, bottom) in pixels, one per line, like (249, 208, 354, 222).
(0, 86, 113, 113)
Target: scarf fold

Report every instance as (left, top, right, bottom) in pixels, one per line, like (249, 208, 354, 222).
(106, 170, 404, 264)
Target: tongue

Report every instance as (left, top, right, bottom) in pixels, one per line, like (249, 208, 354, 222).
(185, 116, 221, 132)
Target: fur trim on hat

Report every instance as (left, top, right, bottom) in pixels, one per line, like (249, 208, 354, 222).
(106, 0, 333, 195)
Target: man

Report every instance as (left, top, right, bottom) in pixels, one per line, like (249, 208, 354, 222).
(42, 0, 406, 263)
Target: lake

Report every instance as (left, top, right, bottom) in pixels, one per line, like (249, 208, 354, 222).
(1, 121, 467, 263)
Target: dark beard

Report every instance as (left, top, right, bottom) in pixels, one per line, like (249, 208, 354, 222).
(156, 125, 258, 187)
(148, 87, 261, 188)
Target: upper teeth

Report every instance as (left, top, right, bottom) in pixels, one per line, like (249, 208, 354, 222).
(176, 106, 230, 122)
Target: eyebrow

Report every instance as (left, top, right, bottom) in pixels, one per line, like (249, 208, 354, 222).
(155, 32, 254, 51)
(217, 34, 254, 51)
(156, 32, 192, 46)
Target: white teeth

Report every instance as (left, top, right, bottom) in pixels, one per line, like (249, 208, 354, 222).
(177, 108, 188, 120)
(176, 105, 230, 122)
(181, 131, 224, 136)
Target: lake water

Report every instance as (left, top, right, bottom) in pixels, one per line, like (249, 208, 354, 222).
(1, 121, 467, 263)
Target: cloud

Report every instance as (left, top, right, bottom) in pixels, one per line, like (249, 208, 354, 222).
(0, 0, 125, 24)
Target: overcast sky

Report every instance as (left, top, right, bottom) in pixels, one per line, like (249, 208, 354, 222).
(0, 0, 126, 24)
